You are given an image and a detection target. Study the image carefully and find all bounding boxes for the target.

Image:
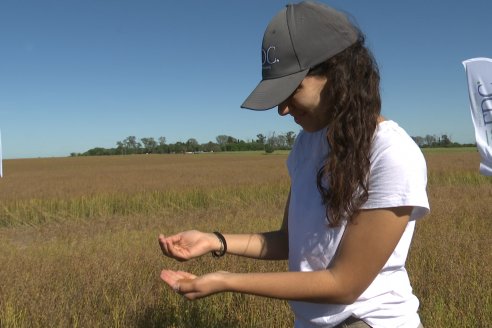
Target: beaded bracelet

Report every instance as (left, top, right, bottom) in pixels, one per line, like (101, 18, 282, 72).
(211, 231, 227, 258)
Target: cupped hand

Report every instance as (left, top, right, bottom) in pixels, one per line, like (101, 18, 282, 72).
(160, 269, 230, 300)
(158, 230, 218, 261)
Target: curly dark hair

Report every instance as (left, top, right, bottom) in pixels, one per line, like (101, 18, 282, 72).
(312, 35, 381, 227)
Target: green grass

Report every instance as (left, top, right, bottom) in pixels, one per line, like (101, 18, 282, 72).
(0, 182, 288, 228)
(421, 146, 478, 153)
(208, 150, 291, 156)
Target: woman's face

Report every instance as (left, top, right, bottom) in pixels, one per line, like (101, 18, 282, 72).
(278, 75, 330, 132)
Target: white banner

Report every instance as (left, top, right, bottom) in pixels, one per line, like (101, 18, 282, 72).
(463, 57, 492, 176)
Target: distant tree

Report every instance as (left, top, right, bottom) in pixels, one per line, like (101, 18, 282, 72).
(202, 141, 221, 152)
(256, 133, 266, 145)
(285, 131, 296, 148)
(155, 143, 169, 154)
(264, 144, 275, 153)
(216, 135, 229, 146)
(156, 141, 170, 154)
(278, 134, 288, 148)
(115, 141, 126, 155)
(266, 132, 291, 149)
(266, 132, 278, 150)
(440, 134, 451, 147)
(174, 142, 186, 154)
(141, 137, 157, 153)
(186, 138, 200, 152)
(123, 136, 141, 153)
(412, 136, 425, 147)
(158, 136, 166, 146)
(424, 134, 436, 147)
(83, 147, 113, 156)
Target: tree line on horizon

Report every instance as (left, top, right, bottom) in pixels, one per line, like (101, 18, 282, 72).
(71, 132, 298, 157)
(411, 134, 475, 148)
(71, 132, 475, 157)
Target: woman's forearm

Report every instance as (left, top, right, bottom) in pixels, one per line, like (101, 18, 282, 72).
(221, 271, 352, 304)
(220, 191, 290, 260)
(161, 270, 352, 304)
(223, 230, 289, 260)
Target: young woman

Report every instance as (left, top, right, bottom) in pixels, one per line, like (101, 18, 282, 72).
(159, 2, 429, 327)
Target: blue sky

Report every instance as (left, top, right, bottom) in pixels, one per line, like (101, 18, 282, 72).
(1, 0, 491, 159)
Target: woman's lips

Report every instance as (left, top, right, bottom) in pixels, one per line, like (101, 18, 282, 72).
(292, 111, 305, 124)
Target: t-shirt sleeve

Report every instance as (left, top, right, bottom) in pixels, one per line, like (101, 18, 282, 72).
(361, 140, 430, 221)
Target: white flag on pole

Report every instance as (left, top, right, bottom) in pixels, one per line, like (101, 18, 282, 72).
(463, 57, 492, 176)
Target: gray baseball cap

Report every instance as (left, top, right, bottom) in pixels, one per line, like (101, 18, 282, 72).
(241, 1, 359, 110)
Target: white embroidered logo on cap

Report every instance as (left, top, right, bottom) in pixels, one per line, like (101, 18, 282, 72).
(262, 46, 279, 70)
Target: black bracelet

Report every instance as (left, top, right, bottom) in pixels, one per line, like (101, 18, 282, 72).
(211, 231, 227, 258)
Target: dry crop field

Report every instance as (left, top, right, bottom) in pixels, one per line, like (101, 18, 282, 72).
(0, 150, 490, 327)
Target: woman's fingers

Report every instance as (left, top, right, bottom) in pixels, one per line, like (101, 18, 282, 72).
(160, 270, 227, 301)
(176, 271, 197, 280)
(160, 270, 195, 289)
(159, 234, 189, 260)
(160, 270, 200, 299)
(160, 270, 181, 289)
(158, 234, 169, 255)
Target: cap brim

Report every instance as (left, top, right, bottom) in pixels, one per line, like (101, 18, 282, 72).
(241, 69, 309, 110)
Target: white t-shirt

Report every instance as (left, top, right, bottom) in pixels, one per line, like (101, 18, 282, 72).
(286, 120, 430, 328)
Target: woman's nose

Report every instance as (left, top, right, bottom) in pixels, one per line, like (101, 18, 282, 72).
(278, 101, 290, 116)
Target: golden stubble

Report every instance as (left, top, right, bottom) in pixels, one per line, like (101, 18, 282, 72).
(0, 149, 490, 327)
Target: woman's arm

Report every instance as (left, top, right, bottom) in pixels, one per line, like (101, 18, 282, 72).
(159, 191, 290, 261)
(224, 190, 290, 259)
(161, 206, 411, 304)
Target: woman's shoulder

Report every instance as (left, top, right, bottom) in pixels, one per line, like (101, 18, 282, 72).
(370, 120, 427, 184)
(372, 120, 423, 159)
(365, 120, 430, 218)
